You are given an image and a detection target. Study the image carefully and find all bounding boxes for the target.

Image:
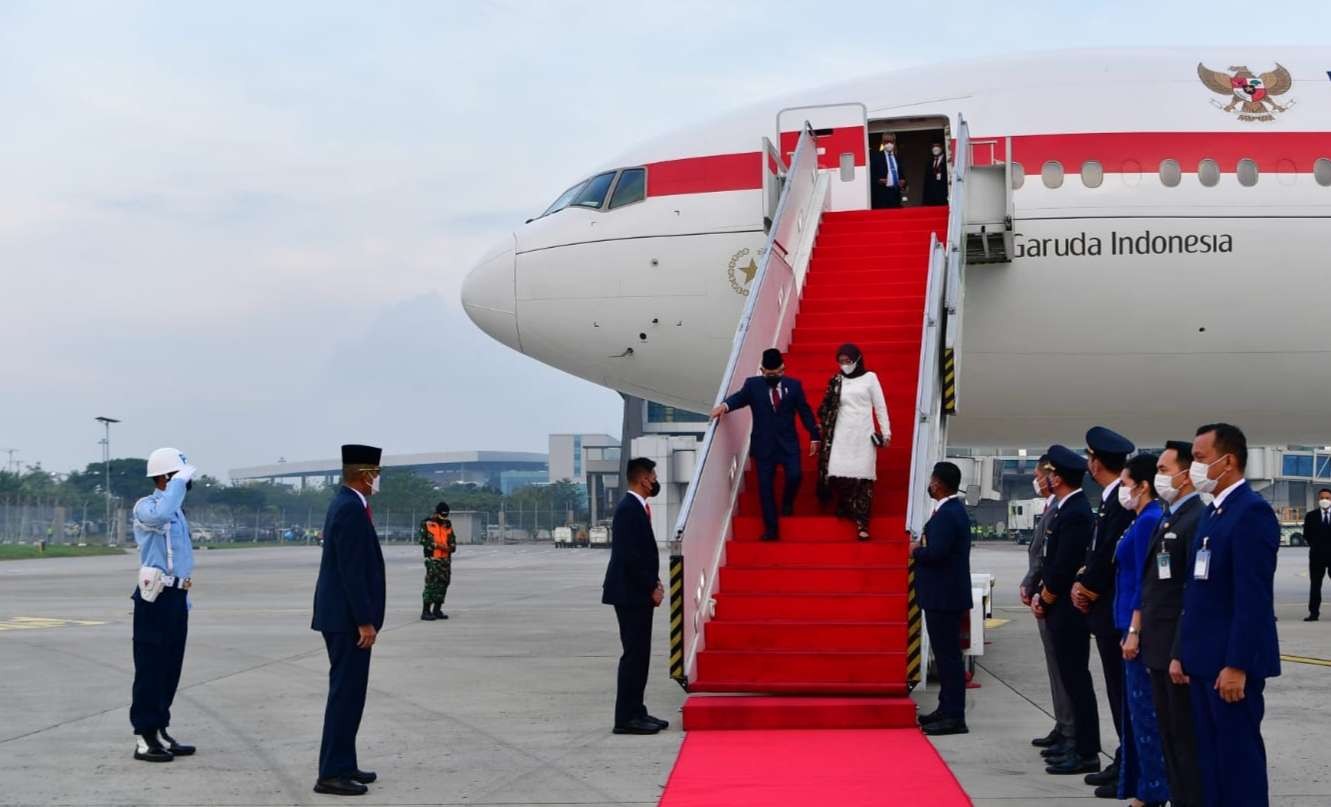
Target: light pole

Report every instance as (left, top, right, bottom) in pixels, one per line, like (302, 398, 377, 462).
(95, 417, 120, 542)
(1, 448, 17, 475)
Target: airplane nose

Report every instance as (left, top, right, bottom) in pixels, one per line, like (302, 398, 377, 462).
(461, 236, 520, 351)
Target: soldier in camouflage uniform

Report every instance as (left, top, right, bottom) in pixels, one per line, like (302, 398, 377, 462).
(419, 501, 456, 621)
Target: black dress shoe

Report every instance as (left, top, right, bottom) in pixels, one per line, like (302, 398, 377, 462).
(916, 709, 946, 726)
(1041, 741, 1074, 759)
(1031, 728, 1064, 748)
(1305, 614, 1319, 622)
(759, 534, 779, 542)
(781, 504, 795, 517)
(158, 729, 194, 756)
(1084, 762, 1118, 786)
(613, 718, 661, 735)
(313, 777, 368, 796)
(922, 718, 969, 736)
(1093, 783, 1117, 799)
(349, 770, 377, 784)
(1046, 755, 1100, 775)
(644, 714, 670, 730)
(133, 734, 173, 763)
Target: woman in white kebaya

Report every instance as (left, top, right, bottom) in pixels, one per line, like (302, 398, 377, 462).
(816, 344, 891, 541)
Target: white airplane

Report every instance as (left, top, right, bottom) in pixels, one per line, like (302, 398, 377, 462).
(462, 48, 1331, 447)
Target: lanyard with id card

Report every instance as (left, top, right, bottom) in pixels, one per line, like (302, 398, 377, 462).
(1194, 536, 1211, 580)
(1157, 532, 1176, 580)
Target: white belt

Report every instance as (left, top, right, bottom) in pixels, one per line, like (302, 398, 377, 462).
(161, 576, 191, 590)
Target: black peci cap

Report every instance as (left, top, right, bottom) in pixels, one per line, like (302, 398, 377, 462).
(341, 444, 382, 467)
(761, 348, 784, 370)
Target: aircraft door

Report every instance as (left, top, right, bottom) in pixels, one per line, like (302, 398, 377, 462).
(777, 103, 869, 212)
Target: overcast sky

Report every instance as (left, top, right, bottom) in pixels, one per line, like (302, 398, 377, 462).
(2, 1, 1323, 479)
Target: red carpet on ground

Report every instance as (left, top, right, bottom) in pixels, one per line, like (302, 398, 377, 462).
(658, 729, 972, 806)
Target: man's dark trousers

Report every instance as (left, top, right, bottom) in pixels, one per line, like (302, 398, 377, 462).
(1149, 668, 1203, 806)
(1190, 676, 1268, 806)
(130, 587, 189, 734)
(1088, 600, 1125, 744)
(925, 609, 966, 718)
(319, 632, 372, 779)
(1050, 603, 1101, 758)
(614, 605, 654, 726)
(755, 454, 801, 538)
(1311, 552, 1328, 617)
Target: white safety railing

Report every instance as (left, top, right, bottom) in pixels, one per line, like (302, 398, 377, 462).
(944, 116, 971, 398)
(672, 124, 830, 682)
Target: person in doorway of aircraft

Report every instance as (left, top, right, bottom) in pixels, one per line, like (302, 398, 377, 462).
(815, 344, 890, 540)
(870, 134, 905, 208)
(711, 348, 821, 541)
(923, 141, 949, 206)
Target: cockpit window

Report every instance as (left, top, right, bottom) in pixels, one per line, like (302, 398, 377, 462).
(572, 172, 616, 208)
(609, 168, 646, 209)
(542, 181, 587, 217)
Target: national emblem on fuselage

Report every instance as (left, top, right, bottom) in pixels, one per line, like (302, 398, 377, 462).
(1197, 62, 1295, 122)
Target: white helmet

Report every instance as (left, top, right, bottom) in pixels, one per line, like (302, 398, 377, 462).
(145, 447, 187, 478)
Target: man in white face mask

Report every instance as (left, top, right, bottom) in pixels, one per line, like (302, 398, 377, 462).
(923, 140, 949, 206)
(870, 134, 905, 208)
(1302, 487, 1331, 621)
(1177, 423, 1280, 807)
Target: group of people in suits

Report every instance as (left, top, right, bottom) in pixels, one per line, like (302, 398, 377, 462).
(1022, 424, 1281, 807)
(869, 133, 950, 209)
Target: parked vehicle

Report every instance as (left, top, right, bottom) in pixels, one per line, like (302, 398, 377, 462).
(589, 526, 610, 547)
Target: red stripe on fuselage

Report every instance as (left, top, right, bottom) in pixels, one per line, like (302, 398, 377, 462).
(779, 126, 868, 170)
(644, 131, 1331, 197)
(646, 153, 763, 197)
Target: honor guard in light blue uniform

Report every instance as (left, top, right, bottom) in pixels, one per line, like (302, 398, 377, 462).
(129, 447, 198, 763)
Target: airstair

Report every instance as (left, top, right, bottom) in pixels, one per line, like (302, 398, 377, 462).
(670, 115, 1008, 730)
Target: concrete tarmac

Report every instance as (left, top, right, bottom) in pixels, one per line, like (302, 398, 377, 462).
(0, 543, 1327, 806)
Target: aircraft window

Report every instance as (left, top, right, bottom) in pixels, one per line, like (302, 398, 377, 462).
(572, 172, 617, 208)
(1080, 161, 1103, 188)
(542, 180, 588, 217)
(1011, 162, 1025, 189)
(1041, 161, 1064, 189)
(1159, 160, 1182, 187)
(1198, 159, 1220, 187)
(1237, 158, 1259, 187)
(1316, 158, 1331, 187)
(609, 168, 646, 209)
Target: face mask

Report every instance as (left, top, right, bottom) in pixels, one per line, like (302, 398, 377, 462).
(931, 146, 942, 156)
(648, 480, 661, 498)
(370, 474, 381, 495)
(839, 361, 857, 376)
(884, 143, 895, 152)
(1189, 456, 1227, 495)
(1033, 477, 1045, 497)
(1155, 472, 1181, 504)
(764, 374, 781, 388)
(1117, 484, 1140, 511)
(1320, 499, 1331, 511)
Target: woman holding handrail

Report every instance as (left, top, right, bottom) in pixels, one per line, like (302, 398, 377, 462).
(816, 344, 890, 541)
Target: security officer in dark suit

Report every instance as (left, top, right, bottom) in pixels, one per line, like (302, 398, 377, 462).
(1138, 441, 1205, 807)
(1031, 445, 1102, 775)
(1177, 423, 1281, 807)
(602, 457, 667, 735)
(869, 135, 906, 208)
(911, 461, 973, 736)
(711, 348, 821, 541)
(311, 444, 387, 797)
(1069, 426, 1135, 788)
(1303, 487, 1331, 621)
(922, 141, 949, 206)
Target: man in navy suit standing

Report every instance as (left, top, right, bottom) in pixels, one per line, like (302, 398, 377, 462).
(710, 348, 821, 541)
(311, 444, 387, 797)
(602, 457, 667, 735)
(1175, 423, 1280, 806)
(912, 461, 974, 736)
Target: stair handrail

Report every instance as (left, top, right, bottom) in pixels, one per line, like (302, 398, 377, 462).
(905, 236, 949, 537)
(672, 123, 829, 682)
(944, 115, 971, 400)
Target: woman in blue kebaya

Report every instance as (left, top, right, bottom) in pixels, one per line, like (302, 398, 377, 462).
(1115, 453, 1169, 807)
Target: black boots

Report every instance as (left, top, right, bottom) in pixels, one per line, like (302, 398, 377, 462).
(432, 602, 448, 620)
(421, 604, 436, 621)
(422, 602, 447, 621)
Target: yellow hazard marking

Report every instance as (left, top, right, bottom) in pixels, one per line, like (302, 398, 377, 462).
(0, 616, 107, 632)
(1281, 654, 1331, 668)
(984, 618, 1010, 629)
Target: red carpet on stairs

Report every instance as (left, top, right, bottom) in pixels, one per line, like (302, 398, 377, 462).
(658, 729, 972, 807)
(692, 206, 948, 702)
(660, 208, 969, 805)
